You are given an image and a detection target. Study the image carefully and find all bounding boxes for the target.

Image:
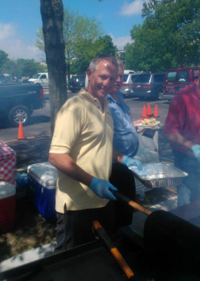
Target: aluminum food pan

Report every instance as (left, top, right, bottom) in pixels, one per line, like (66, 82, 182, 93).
(129, 163, 188, 188)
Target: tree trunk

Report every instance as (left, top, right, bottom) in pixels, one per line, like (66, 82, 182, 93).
(40, 0, 67, 135)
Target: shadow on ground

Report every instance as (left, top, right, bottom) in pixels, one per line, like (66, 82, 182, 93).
(8, 136, 51, 168)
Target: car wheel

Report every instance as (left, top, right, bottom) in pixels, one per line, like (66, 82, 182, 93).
(157, 91, 164, 100)
(8, 105, 30, 127)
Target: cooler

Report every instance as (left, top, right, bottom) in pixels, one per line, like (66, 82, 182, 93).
(0, 181, 16, 234)
(27, 162, 57, 222)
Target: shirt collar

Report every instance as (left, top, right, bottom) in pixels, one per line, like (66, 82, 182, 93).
(79, 88, 109, 108)
(106, 91, 122, 103)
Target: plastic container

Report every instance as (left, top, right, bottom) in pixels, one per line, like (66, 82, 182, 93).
(27, 162, 57, 222)
(0, 181, 16, 234)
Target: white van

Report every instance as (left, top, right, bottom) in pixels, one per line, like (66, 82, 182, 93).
(28, 73, 49, 87)
(120, 69, 136, 96)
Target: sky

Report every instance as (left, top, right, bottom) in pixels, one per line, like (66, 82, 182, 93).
(0, 0, 149, 62)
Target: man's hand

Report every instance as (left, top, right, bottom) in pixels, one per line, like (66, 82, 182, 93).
(90, 178, 118, 200)
(122, 155, 143, 171)
(191, 144, 200, 163)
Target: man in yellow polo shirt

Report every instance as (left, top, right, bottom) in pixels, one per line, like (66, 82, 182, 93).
(49, 56, 142, 252)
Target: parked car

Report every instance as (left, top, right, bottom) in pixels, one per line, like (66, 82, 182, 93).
(131, 73, 166, 100)
(163, 67, 200, 99)
(28, 73, 49, 87)
(120, 70, 136, 96)
(0, 74, 10, 84)
(0, 83, 44, 126)
(68, 75, 85, 93)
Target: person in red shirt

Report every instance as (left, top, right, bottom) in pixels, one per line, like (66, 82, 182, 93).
(163, 76, 200, 206)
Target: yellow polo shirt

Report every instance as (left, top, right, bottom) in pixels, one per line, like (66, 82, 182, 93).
(49, 89, 113, 212)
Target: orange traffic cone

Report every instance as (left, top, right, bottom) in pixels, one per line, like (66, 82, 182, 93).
(154, 104, 159, 117)
(147, 103, 153, 117)
(18, 123, 26, 139)
(141, 105, 147, 119)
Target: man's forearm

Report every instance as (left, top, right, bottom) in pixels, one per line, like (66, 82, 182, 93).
(163, 133, 196, 155)
(49, 153, 93, 187)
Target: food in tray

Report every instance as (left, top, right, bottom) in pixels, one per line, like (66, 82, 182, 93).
(141, 118, 156, 125)
(138, 118, 160, 127)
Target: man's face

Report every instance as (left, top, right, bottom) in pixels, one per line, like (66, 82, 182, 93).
(87, 60, 117, 102)
(113, 65, 124, 93)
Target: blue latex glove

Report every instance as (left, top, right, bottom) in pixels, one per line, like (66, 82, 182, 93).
(90, 177, 118, 200)
(122, 155, 143, 171)
(191, 144, 200, 163)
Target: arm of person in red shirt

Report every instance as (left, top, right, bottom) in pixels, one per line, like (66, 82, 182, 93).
(163, 133, 196, 157)
(163, 95, 196, 157)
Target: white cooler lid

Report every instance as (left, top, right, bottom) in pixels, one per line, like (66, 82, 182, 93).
(0, 181, 16, 199)
(27, 162, 57, 189)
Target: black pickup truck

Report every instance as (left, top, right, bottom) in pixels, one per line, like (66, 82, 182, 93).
(0, 83, 45, 127)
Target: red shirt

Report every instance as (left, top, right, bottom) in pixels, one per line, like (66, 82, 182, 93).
(163, 82, 200, 152)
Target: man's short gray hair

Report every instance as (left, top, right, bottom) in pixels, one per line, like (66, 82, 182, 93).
(89, 56, 118, 73)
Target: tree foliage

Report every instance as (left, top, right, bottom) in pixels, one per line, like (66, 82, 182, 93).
(0, 50, 8, 73)
(0, 49, 46, 78)
(125, 0, 200, 72)
(71, 35, 117, 74)
(15, 59, 46, 77)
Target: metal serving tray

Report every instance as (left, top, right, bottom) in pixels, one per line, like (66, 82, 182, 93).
(129, 163, 188, 188)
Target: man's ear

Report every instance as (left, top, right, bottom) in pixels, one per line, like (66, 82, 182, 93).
(86, 68, 92, 80)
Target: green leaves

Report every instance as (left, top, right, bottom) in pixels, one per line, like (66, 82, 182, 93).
(0, 50, 9, 73)
(0, 52, 47, 78)
(125, 0, 200, 72)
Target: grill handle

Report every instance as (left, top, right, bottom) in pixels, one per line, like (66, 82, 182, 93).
(111, 190, 152, 216)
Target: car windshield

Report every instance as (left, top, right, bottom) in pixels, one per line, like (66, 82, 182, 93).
(123, 74, 128, 82)
(177, 71, 188, 82)
(134, 74, 151, 83)
(131, 74, 141, 82)
(77, 76, 85, 82)
(71, 76, 85, 82)
(32, 74, 41, 79)
(166, 72, 177, 82)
